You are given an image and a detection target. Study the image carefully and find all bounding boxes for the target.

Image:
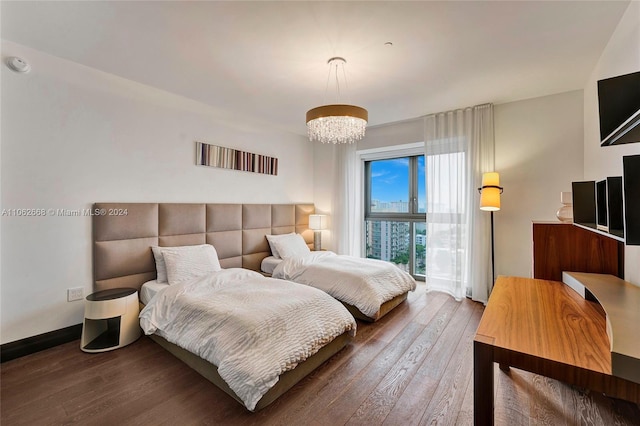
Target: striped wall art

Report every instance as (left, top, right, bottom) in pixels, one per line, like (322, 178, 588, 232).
(196, 142, 278, 176)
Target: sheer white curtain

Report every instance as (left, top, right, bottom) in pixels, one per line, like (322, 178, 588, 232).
(424, 104, 494, 302)
(331, 143, 362, 256)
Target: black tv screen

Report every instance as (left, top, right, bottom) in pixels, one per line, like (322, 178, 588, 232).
(598, 71, 640, 146)
(623, 155, 640, 245)
(572, 181, 596, 227)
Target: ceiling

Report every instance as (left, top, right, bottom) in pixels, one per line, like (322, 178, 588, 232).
(1, 1, 630, 136)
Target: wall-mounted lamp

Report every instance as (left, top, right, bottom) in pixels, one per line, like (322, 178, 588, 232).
(478, 172, 504, 282)
(309, 214, 328, 251)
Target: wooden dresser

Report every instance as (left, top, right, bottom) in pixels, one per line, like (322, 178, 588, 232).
(532, 222, 624, 281)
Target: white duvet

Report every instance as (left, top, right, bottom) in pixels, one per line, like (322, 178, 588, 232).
(139, 268, 356, 411)
(272, 251, 417, 319)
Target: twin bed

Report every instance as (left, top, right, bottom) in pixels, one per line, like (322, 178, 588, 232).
(261, 233, 416, 321)
(93, 202, 416, 411)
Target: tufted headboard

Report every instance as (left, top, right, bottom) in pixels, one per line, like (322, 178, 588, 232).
(92, 203, 314, 292)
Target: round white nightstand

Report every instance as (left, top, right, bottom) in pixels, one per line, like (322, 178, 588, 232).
(81, 288, 141, 353)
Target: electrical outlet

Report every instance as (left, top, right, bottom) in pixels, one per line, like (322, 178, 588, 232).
(67, 287, 84, 302)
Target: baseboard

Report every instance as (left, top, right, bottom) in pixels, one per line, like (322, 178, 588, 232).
(1, 324, 82, 363)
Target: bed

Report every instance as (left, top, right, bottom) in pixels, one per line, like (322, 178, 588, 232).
(262, 233, 417, 322)
(92, 202, 355, 411)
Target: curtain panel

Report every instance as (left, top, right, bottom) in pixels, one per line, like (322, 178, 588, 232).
(424, 104, 494, 302)
(331, 143, 362, 257)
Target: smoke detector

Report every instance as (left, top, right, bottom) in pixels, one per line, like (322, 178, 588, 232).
(6, 57, 31, 73)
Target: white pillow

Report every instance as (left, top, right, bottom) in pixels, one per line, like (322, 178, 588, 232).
(151, 246, 169, 283)
(151, 244, 218, 283)
(162, 244, 222, 286)
(271, 233, 311, 259)
(266, 233, 295, 259)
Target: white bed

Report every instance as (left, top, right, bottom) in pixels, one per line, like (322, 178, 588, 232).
(140, 279, 166, 304)
(139, 266, 355, 411)
(263, 234, 417, 322)
(261, 256, 282, 275)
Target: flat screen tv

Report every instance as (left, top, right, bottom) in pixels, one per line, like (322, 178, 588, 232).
(623, 154, 640, 245)
(572, 181, 596, 227)
(598, 70, 640, 147)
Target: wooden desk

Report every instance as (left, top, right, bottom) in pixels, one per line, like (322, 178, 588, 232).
(474, 276, 640, 425)
(563, 272, 640, 384)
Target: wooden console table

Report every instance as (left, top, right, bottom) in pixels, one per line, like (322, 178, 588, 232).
(474, 276, 640, 425)
(532, 222, 624, 282)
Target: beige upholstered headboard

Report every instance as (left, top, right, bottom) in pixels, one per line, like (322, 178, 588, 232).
(92, 203, 314, 292)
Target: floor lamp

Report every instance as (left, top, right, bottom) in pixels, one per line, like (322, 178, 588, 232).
(478, 172, 503, 283)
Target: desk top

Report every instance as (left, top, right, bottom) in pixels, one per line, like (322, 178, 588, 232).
(475, 276, 611, 375)
(563, 272, 640, 384)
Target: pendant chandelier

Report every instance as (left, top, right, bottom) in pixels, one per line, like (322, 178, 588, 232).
(306, 57, 368, 144)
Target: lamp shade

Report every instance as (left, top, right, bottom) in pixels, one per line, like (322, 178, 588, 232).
(309, 214, 328, 230)
(480, 172, 502, 211)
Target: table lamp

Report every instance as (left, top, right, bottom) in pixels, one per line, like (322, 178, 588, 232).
(309, 214, 328, 251)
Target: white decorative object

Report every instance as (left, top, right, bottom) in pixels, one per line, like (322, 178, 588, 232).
(557, 191, 573, 223)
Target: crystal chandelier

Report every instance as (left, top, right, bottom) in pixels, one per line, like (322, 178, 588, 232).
(306, 57, 368, 144)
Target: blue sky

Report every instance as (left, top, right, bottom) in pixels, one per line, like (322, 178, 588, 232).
(371, 156, 425, 210)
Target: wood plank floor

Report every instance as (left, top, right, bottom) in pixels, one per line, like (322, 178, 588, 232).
(2, 285, 639, 425)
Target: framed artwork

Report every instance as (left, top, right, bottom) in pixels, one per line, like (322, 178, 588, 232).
(196, 141, 278, 176)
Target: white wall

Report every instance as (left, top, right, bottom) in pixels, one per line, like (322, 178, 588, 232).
(0, 41, 312, 344)
(312, 143, 336, 250)
(494, 91, 584, 278)
(582, 1, 640, 285)
(358, 119, 424, 151)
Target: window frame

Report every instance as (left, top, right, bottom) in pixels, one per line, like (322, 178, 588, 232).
(360, 144, 426, 279)
(364, 155, 426, 221)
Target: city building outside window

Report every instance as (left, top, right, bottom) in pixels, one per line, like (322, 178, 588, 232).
(364, 155, 426, 279)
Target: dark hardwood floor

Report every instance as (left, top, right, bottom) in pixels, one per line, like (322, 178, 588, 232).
(2, 285, 639, 425)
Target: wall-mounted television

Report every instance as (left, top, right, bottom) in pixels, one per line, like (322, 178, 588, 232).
(598, 70, 640, 147)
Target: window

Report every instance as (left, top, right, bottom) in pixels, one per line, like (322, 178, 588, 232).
(365, 155, 426, 278)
